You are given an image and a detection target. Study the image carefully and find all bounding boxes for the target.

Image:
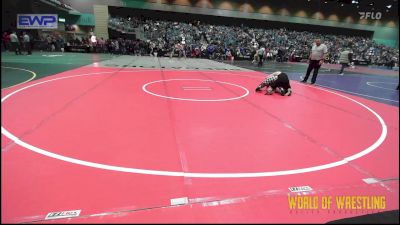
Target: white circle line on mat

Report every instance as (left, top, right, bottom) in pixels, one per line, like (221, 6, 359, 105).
(142, 79, 249, 102)
(1, 66, 37, 90)
(1, 70, 387, 178)
(366, 81, 398, 91)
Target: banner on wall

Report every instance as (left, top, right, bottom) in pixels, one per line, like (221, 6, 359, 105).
(17, 14, 58, 29)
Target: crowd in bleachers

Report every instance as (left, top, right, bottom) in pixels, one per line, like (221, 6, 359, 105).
(105, 15, 398, 67)
(2, 14, 398, 68)
(108, 16, 140, 33)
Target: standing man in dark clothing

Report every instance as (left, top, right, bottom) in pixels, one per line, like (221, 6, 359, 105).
(276, 48, 283, 62)
(255, 71, 292, 96)
(301, 39, 328, 84)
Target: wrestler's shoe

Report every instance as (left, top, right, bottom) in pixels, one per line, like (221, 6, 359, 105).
(279, 88, 285, 96)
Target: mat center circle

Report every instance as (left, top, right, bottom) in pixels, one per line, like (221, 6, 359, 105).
(1, 71, 387, 178)
(142, 79, 249, 101)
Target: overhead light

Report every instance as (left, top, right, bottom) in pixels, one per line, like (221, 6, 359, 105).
(386, 5, 392, 8)
(341, 3, 344, 6)
(352, 0, 359, 3)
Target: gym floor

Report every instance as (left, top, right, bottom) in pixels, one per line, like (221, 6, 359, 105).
(1, 52, 399, 223)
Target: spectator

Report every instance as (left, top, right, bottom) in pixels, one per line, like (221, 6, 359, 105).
(10, 31, 21, 55)
(23, 32, 31, 55)
(2, 31, 10, 51)
(257, 46, 265, 67)
(338, 45, 353, 76)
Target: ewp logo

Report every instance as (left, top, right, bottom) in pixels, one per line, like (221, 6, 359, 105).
(17, 14, 58, 29)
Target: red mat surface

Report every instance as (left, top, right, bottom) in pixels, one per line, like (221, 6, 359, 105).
(2, 67, 398, 223)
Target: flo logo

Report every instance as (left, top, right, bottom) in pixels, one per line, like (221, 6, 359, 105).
(359, 12, 382, 20)
(45, 210, 81, 220)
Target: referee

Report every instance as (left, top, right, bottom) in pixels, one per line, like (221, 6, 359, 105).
(301, 38, 328, 84)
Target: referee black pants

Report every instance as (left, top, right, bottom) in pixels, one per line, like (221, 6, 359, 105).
(303, 60, 321, 84)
